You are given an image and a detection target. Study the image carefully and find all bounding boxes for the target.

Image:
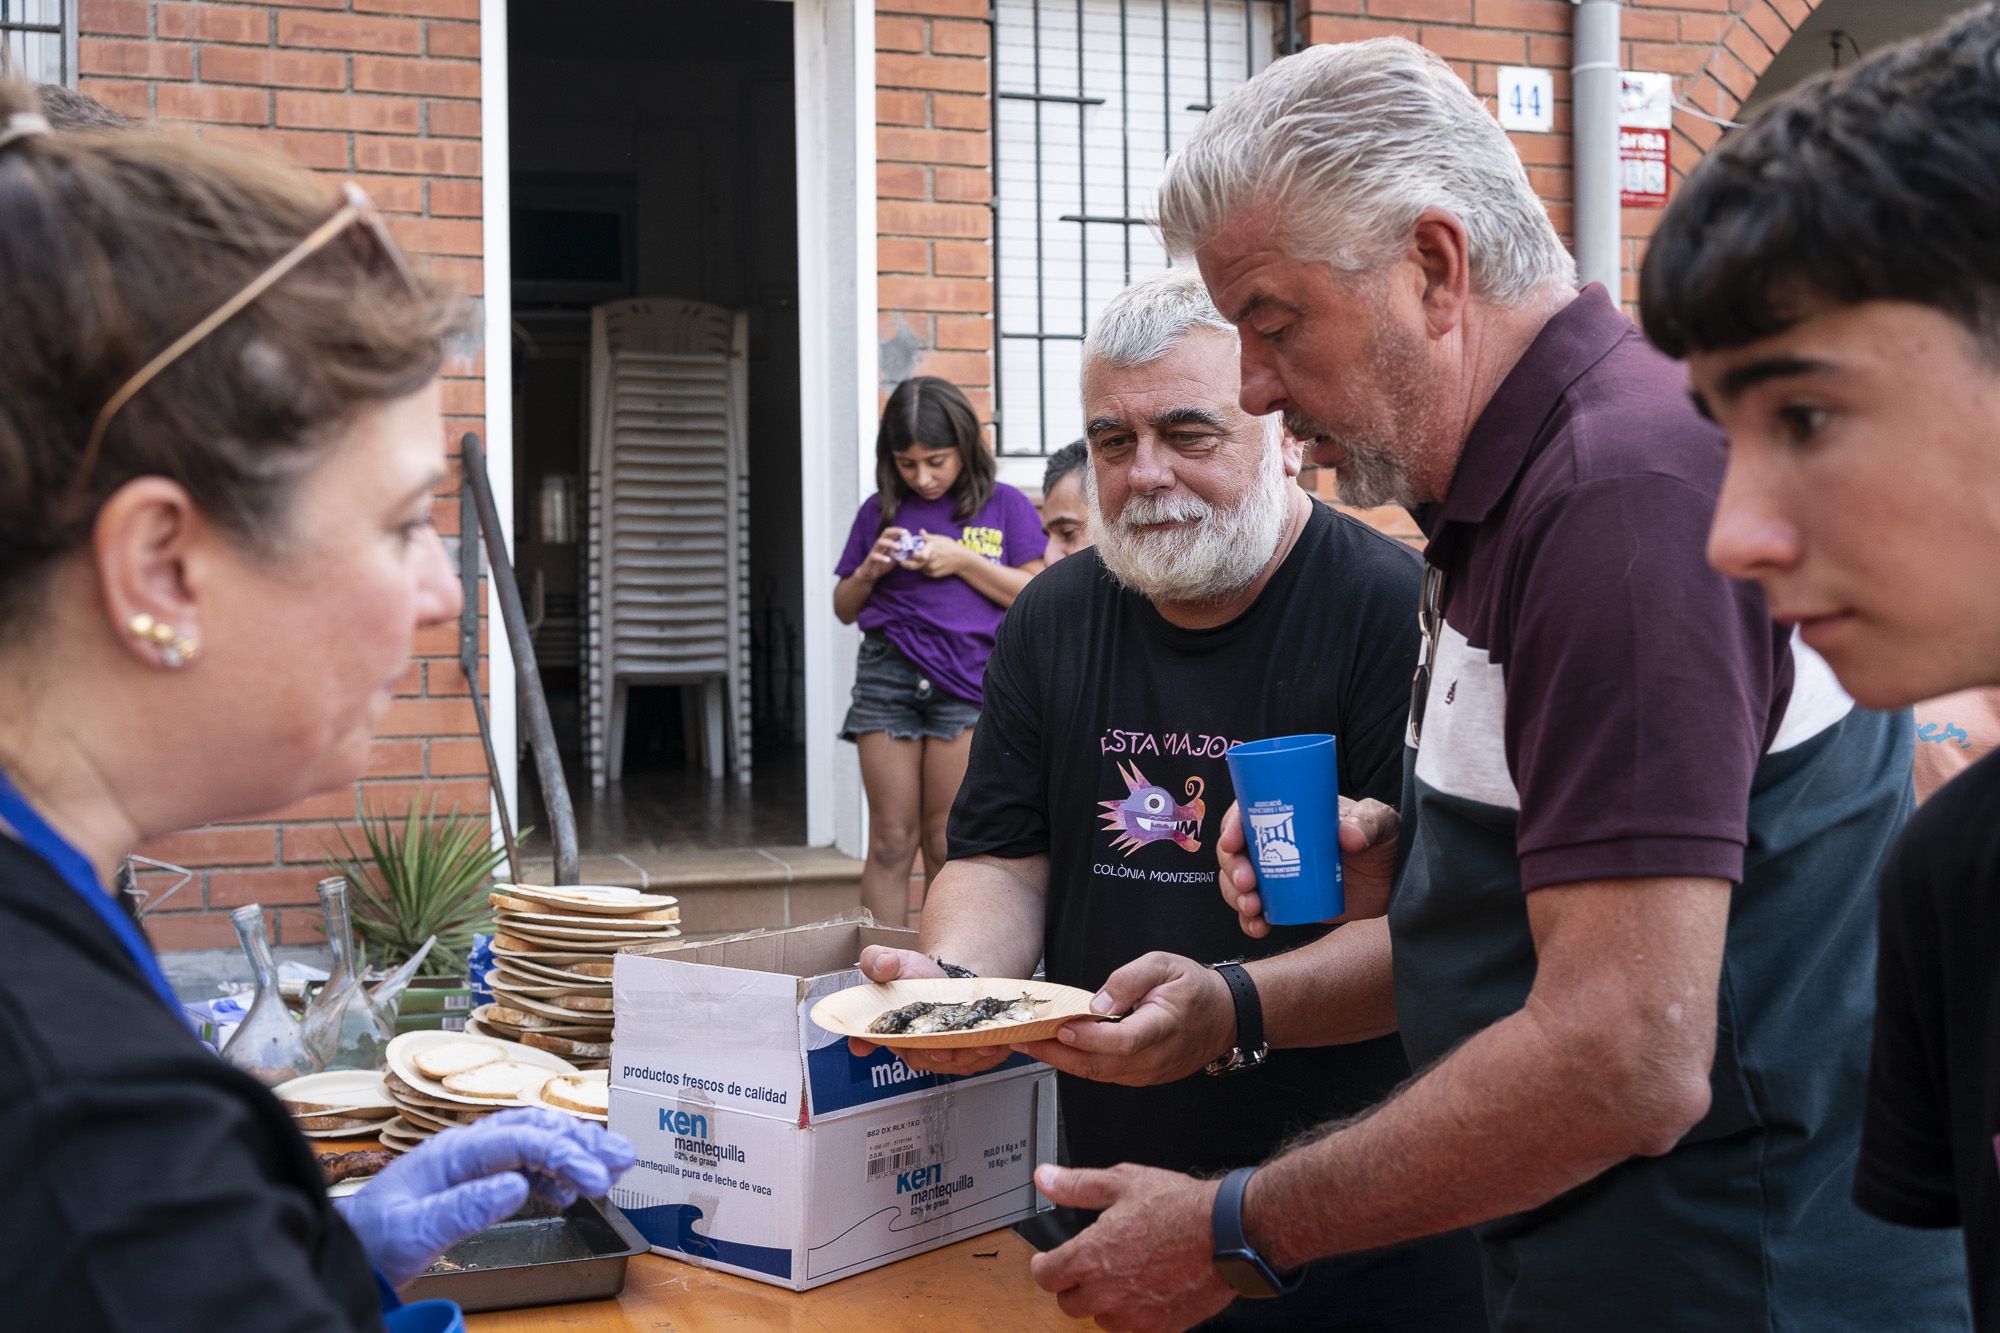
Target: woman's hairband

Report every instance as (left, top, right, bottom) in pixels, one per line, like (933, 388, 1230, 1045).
(0, 111, 51, 153)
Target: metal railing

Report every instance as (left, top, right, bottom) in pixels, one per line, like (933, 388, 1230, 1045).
(458, 432, 579, 886)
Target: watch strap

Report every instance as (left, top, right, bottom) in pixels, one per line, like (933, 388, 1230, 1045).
(1211, 1166, 1303, 1298)
(1214, 961, 1264, 1054)
(1203, 960, 1268, 1075)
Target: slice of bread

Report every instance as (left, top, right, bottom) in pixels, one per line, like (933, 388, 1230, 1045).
(413, 1040, 500, 1082)
(554, 994, 615, 1013)
(293, 1110, 385, 1133)
(540, 1074, 609, 1116)
(441, 1060, 548, 1101)
(572, 961, 615, 979)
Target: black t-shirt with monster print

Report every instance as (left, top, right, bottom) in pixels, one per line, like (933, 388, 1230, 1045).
(951, 501, 1483, 1329)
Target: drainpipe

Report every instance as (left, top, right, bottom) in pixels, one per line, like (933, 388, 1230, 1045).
(1571, 0, 1622, 295)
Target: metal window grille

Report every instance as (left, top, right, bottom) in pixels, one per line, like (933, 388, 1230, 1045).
(992, 0, 1293, 460)
(0, 0, 77, 87)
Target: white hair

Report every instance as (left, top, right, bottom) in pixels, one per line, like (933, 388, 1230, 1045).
(1157, 39, 1576, 305)
(1082, 266, 1237, 374)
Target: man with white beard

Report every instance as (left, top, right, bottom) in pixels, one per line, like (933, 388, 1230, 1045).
(848, 268, 1486, 1330)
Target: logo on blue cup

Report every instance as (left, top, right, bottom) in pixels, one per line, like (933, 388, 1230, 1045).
(1246, 802, 1301, 878)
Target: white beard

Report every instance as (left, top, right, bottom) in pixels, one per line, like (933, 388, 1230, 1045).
(1089, 441, 1289, 605)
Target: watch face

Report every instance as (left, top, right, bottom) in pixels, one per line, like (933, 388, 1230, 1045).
(1214, 1252, 1280, 1300)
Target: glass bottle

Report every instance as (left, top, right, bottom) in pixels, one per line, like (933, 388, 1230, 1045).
(220, 905, 317, 1085)
(302, 876, 396, 1070)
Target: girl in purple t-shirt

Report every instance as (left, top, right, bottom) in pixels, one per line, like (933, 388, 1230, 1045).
(833, 376, 1046, 926)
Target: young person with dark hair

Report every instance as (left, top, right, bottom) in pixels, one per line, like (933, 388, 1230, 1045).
(1038, 438, 1093, 564)
(833, 376, 1044, 925)
(1642, 6, 2000, 1325)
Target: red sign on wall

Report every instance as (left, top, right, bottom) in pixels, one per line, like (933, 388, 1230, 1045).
(1620, 128, 1670, 209)
(1619, 72, 1673, 210)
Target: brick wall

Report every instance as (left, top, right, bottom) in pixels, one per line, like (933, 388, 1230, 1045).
(76, 0, 494, 950)
(1297, 0, 1819, 303)
(875, 0, 995, 422)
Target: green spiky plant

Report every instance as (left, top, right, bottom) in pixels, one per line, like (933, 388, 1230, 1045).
(325, 798, 511, 981)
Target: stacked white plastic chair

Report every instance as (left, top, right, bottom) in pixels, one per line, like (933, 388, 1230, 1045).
(584, 298, 752, 791)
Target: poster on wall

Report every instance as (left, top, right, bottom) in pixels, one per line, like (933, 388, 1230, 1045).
(1619, 72, 1673, 209)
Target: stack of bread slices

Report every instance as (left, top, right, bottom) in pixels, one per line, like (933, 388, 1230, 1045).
(377, 1032, 600, 1152)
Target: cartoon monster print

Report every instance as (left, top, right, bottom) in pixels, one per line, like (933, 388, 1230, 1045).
(1098, 761, 1206, 855)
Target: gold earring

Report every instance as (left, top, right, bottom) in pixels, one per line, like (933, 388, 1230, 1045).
(128, 613, 197, 668)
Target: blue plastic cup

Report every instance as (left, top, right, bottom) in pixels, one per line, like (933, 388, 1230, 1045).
(384, 1299, 465, 1333)
(1223, 734, 1344, 925)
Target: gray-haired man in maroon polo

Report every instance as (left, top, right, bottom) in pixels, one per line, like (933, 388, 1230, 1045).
(1023, 36, 1970, 1333)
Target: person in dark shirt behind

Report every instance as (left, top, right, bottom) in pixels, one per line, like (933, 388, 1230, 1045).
(1641, 6, 2000, 1327)
(1038, 438, 1093, 564)
(849, 268, 1485, 1330)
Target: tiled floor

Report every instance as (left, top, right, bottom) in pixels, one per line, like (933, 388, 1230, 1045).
(518, 745, 807, 856)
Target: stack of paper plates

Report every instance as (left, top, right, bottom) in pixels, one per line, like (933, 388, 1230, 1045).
(478, 884, 683, 1068)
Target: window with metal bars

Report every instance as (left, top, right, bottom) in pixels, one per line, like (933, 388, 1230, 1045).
(992, 0, 1293, 464)
(0, 0, 76, 87)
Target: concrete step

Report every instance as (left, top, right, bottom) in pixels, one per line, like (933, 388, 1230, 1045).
(561, 845, 865, 937)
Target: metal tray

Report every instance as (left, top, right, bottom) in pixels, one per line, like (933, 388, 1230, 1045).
(398, 1195, 647, 1313)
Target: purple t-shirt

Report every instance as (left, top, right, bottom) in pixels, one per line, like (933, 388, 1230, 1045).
(835, 483, 1044, 707)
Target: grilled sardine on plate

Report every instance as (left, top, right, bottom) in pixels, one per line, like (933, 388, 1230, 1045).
(867, 992, 1048, 1036)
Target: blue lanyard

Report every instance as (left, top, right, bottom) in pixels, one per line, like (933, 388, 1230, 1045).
(0, 765, 186, 1018)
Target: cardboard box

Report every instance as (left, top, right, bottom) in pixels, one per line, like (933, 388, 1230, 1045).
(607, 921, 1057, 1290)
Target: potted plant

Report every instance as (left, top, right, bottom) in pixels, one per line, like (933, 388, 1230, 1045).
(325, 797, 511, 1033)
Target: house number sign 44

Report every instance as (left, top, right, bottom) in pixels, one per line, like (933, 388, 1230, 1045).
(1497, 67, 1555, 133)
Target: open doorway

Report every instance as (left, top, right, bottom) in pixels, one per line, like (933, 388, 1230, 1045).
(507, 0, 805, 855)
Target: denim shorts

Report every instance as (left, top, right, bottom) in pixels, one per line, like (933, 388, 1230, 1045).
(840, 631, 981, 743)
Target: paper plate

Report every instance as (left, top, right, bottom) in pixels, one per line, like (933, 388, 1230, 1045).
(490, 896, 680, 928)
(327, 1177, 370, 1198)
(274, 1070, 394, 1114)
(471, 1001, 611, 1037)
(493, 930, 653, 955)
(385, 1030, 581, 1108)
(294, 1112, 392, 1136)
(377, 1114, 431, 1153)
(808, 978, 1109, 1050)
(383, 1070, 475, 1113)
(520, 1069, 610, 1123)
(490, 952, 618, 983)
(481, 983, 614, 1022)
(395, 1101, 473, 1134)
(495, 919, 683, 944)
(495, 883, 679, 915)
(489, 941, 612, 970)
(483, 966, 610, 999)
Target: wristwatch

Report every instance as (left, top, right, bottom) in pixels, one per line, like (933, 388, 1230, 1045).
(1211, 1166, 1302, 1299)
(1203, 960, 1268, 1075)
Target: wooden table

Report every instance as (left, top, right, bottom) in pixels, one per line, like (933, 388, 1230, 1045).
(464, 1232, 1089, 1332)
(318, 1139, 1082, 1330)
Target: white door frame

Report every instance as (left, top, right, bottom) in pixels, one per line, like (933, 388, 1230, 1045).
(478, 0, 876, 860)
(795, 0, 877, 857)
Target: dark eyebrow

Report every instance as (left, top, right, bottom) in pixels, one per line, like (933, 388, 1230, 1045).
(1085, 415, 1129, 440)
(1712, 355, 1837, 405)
(1148, 406, 1227, 432)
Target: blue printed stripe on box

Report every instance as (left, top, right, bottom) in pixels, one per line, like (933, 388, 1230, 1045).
(804, 1042, 1034, 1117)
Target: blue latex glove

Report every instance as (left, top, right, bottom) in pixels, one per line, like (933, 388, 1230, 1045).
(335, 1107, 636, 1288)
